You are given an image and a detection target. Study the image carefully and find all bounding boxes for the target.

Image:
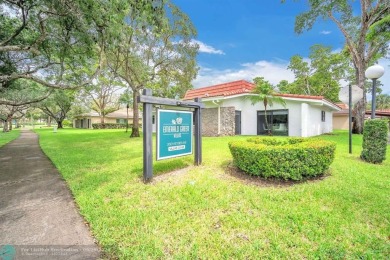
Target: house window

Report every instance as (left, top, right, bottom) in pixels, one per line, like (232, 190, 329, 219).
(257, 109, 288, 136)
(116, 119, 127, 124)
(321, 111, 326, 122)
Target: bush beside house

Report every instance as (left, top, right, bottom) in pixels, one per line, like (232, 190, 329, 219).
(229, 137, 336, 180)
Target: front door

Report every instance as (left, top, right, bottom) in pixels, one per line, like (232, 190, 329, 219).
(235, 111, 241, 135)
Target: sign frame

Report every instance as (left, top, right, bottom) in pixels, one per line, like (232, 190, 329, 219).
(156, 109, 193, 160)
(137, 88, 204, 183)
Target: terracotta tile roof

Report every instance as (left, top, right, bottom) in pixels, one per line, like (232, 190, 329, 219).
(275, 93, 324, 100)
(335, 103, 349, 110)
(184, 80, 255, 100)
(333, 103, 350, 115)
(185, 80, 332, 101)
(366, 109, 390, 116)
(184, 80, 341, 110)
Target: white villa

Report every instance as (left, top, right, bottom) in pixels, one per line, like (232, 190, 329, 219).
(183, 80, 341, 137)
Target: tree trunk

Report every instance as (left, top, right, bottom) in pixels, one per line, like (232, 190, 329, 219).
(126, 106, 129, 133)
(2, 120, 8, 132)
(131, 90, 140, 138)
(3, 119, 9, 133)
(264, 108, 272, 136)
(57, 120, 63, 129)
(47, 116, 51, 127)
(263, 100, 272, 135)
(9, 119, 13, 131)
(352, 62, 367, 134)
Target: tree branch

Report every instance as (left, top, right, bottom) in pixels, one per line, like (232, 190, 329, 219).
(0, 90, 53, 106)
(0, 2, 29, 46)
(328, 11, 360, 66)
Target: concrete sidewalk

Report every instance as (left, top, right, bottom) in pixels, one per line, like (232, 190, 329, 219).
(0, 130, 100, 259)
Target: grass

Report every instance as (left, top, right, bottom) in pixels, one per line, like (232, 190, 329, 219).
(35, 128, 390, 259)
(0, 129, 20, 147)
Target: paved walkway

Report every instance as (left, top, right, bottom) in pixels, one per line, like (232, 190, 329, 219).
(0, 130, 100, 259)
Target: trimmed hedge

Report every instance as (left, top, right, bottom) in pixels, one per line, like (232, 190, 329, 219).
(62, 119, 72, 128)
(92, 123, 127, 129)
(361, 119, 388, 164)
(229, 137, 336, 180)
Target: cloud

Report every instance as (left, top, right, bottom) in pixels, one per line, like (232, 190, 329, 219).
(191, 40, 225, 55)
(320, 30, 332, 35)
(192, 60, 295, 88)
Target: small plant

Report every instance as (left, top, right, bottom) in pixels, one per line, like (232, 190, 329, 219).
(229, 137, 336, 180)
(361, 119, 388, 164)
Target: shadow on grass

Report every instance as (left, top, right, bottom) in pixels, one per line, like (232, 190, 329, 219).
(224, 162, 331, 188)
(135, 156, 193, 182)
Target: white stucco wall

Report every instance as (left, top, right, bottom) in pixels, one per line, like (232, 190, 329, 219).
(305, 106, 333, 136)
(203, 95, 335, 137)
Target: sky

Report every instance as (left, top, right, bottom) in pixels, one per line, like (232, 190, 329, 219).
(173, 0, 390, 94)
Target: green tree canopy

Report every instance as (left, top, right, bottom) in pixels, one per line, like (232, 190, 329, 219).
(284, 0, 390, 133)
(107, 0, 199, 137)
(37, 89, 76, 128)
(281, 45, 349, 102)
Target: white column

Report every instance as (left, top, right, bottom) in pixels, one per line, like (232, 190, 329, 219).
(217, 105, 221, 135)
(301, 103, 309, 137)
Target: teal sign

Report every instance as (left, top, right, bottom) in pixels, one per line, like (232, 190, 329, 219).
(157, 109, 193, 160)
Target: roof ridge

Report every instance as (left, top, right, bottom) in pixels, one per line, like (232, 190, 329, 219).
(184, 80, 255, 100)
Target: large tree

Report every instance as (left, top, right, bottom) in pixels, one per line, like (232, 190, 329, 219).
(0, 80, 49, 131)
(37, 90, 75, 128)
(107, 1, 198, 137)
(280, 45, 349, 102)
(0, 0, 107, 91)
(0, 0, 165, 96)
(80, 71, 121, 125)
(286, 0, 390, 133)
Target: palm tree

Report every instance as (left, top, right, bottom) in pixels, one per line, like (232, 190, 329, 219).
(249, 77, 286, 135)
(376, 94, 390, 110)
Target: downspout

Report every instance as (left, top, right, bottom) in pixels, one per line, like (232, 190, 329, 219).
(212, 100, 221, 135)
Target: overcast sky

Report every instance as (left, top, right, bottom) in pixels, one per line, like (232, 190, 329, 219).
(173, 0, 389, 94)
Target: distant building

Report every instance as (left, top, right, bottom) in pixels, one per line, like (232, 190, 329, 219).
(333, 103, 350, 130)
(333, 105, 390, 130)
(183, 80, 341, 137)
(73, 108, 141, 129)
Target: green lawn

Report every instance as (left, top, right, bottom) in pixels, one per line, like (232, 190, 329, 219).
(0, 129, 20, 147)
(35, 128, 389, 259)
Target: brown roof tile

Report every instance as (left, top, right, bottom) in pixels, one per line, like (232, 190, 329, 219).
(184, 80, 255, 100)
(275, 93, 324, 100)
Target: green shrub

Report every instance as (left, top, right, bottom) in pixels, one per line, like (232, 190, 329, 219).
(229, 137, 336, 181)
(62, 119, 72, 127)
(361, 119, 388, 164)
(92, 123, 127, 129)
